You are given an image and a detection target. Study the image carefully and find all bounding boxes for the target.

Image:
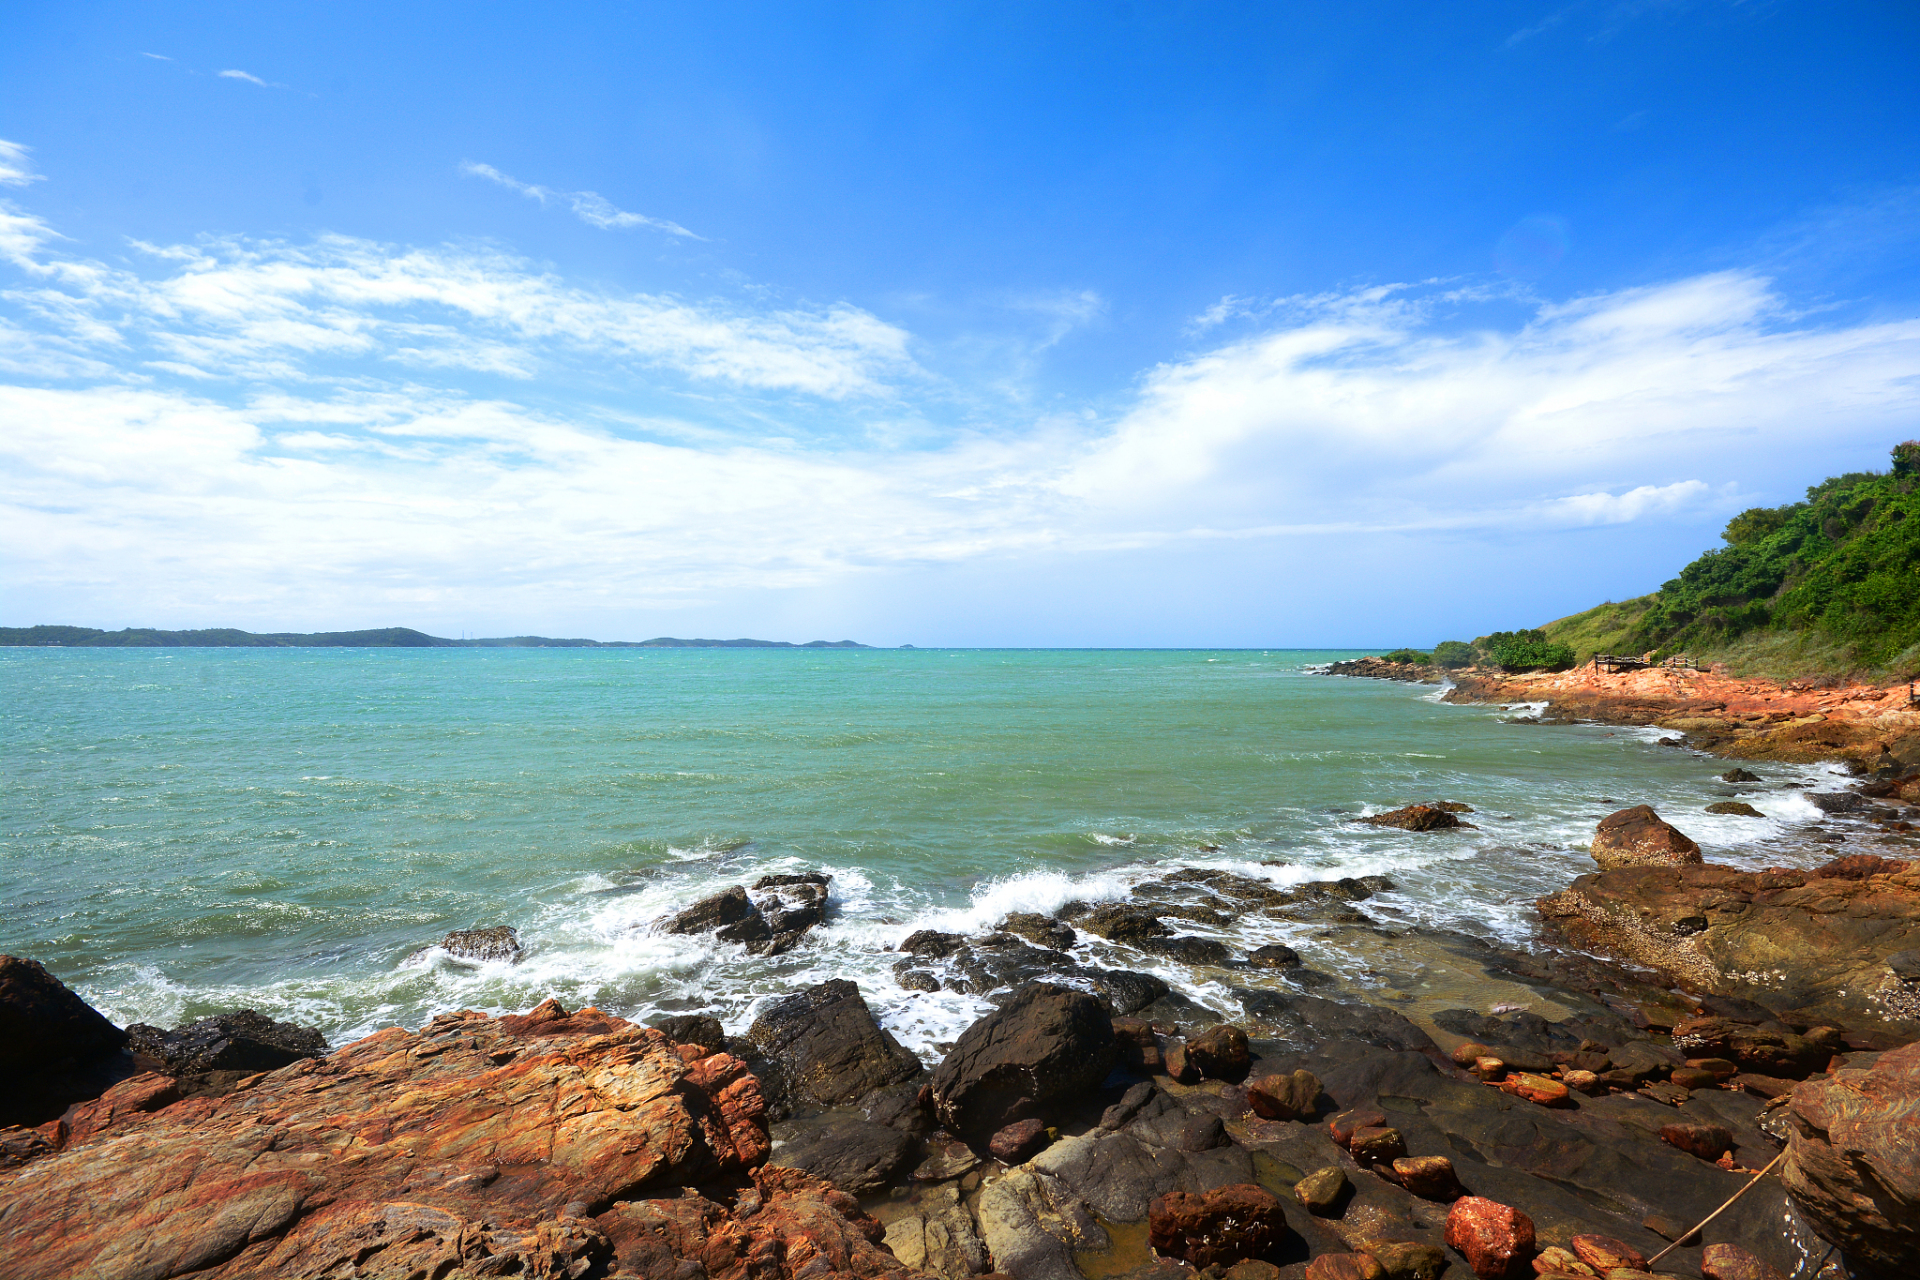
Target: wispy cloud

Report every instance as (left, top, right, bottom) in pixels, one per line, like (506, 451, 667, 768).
(0, 139, 43, 188)
(460, 161, 702, 239)
(217, 69, 271, 86)
(140, 52, 173, 62)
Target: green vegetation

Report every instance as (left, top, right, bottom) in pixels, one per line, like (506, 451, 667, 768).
(1476, 629, 1577, 672)
(1379, 647, 1432, 665)
(1541, 443, 1920, 679)
(1431, 640, 1476, 668)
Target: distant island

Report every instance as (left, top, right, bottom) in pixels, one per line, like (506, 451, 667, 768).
(0, 626, 869, 650)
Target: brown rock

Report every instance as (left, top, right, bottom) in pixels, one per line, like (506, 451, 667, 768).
(1361, 805, 1469, 832)
(1782, 1040, 1920, 1280)
(1669, 1066, 1719, 1090)
(1348, 1125, 1408, 1166)
(1532, 1245, 1599, 1277)
(1569, 1235, 1649, 1272)
(987, 1117, 1050, 1163)
(1165, 1041, 1200, 1083)
(1672, 1017, 1831, 1079)
(1591, 806, 1702, 871)
(1562, 1069, 1600, 1094)
(1445, 1196, 1536, 1280)
(927, 982, 1116, 1139)
(1294, 1165, 1350, 1215)
(1188, 1024, 1254, 1082)
(747, 979, 923, 1111)
(1306, 1253, 1388, 1280)
(1224, 1263, 1286, 1280)
(1149, 1182, 1291, 1268)
(1686, 1056, 1739, 1080)
(1382, 1154, 1465, 1201)
(1658, 1122, 1734, 1161)
(0, 955, 132, 1128)
(1731, 1072, 1798, 1099)
(1369, 1240, 1447, 1280)
(0, 1001, 850, 1280)
(1329, 1107, 1389, 1148)
(1700, 1242, 1786, 1280)
(1473, 1056, 1509, 1081)
(1248, 1069, 1324, 1121)
(1451, 1041, 1497, 1067)
(1500, 1072, 1571, 1107)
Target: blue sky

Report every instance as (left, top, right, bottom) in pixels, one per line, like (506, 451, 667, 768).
(3, 1, 1918, 645)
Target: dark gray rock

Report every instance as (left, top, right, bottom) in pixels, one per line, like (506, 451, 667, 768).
(747, 979, 923, 1112)
(771, 1115, 919, 1196)
(1248, 944, 1302, 968)
(440, 925, 522, 962)
(999, 913, 1076, 950)
(899, 929, 965, 958)
(125, 1009, 326, 1078)
(928, 982, 1117, 1140)
(653, 1014, 728, 1054)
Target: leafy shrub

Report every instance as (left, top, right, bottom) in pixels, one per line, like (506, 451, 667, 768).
(1893, 440, 1920, 476)
(1723, 506, 1789, 546)
(1477, 629, 1576, 672)
(1379, 648, 1431, 664)
(1431, 640, 1476, 668)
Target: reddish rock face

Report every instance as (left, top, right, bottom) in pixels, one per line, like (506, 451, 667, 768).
(1187, 1024, 1253, 1082)
(1247, 1069, 1324, 1121)
(1590, 806, 1702, 871)
(987, 1117, 1050, 1163)
(1658, 1121, 1734, 1161)
(1568, 1235, 1648, 1272)
(1782, 1041, 1920, 1280)
(1444, 1195, 1536, 1280)
(0, 1001, 909, 1280)
(1360, 805, 1468, 832)
(1148, 1182, 1291, 1269)
(1305, 1252, 1388, 1280)
(1700, 1241, 1786, 1280)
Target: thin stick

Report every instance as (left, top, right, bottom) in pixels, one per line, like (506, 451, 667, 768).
(1647, 1149, 1788, 1267)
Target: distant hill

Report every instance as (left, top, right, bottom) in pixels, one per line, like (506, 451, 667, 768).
(1541, 443, 1920, 679)
(0, 625, 869, 650)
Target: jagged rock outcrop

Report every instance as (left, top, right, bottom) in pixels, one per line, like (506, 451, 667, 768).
(125, 1009, 328, 1090)
(663, 872, 832, 956)
(1782, 1041, 1920, 1280)
(927, 982, 1116, 1141)
(1590, 805, 1703, 870)
(747, 979, 923, 1114)
(439, 925, 523, 961)
(0, 956, 132, 1127)
(0, 996, 917, 1280)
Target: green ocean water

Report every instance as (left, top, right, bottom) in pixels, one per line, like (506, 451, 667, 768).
(0, 647, 1841, 1056)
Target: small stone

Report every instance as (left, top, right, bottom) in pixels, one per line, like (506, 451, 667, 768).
(1178, 1114, 1231, 1151)
(1499, 1072, 1570, 1107)
(1473, 1056, 1508, 1081)
(1637, 1081, 1690, 1106)
(1684, 1057, 1738, 1081)
(1570, 1236, 1649, 1273)
(1328, 1107, 1388, 1148)
(1148, 1182, 1291, 1269)
(1721, 768, 1761, 782)
(987, 1118, 1050, 1163)
(1384, 1155, 1465, 1201)
(1700, 1242, 1785, 1280)
(1730, 1072, 1796, 1100)
(1188, 1024, 1253, 1082)
(1669, 1066, 1719, 1090)
(1658, 1122, 1733, 1161)
(1248, 944, 1302, 968)
(1561, 1069, 1600, 1094)
(1247, 1069, 1324, 1121)
(1223, 1263, 1286, 1280)
(1165, 1042, 1200, 1084)
(1531, 1246, 1598, 1277)
(1705, 801, 1764, 817)
(1348, 1126, 1408, 1166)
(1451, 1041, 1497, 1067)
(1445, 1196, 1536, 1280)
(1368, 1241, 1447, 1280)
(1294, 1165, 1350, 1215)
(1306, 1254, 1387, 1280)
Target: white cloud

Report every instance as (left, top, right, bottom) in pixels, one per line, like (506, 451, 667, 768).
(140, 52, 173, 61)
(217, 69, 269, 86)
(0, 139, 42, 188)
(461, 161, 701, 239)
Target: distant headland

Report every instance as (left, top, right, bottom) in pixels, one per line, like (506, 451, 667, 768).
(0, 625, 869, 649)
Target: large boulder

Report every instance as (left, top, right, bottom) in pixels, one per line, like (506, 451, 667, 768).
(0, 1000, 904, 1280)
(927, 982, 1116, 1140)
(438, 925, 522, 962)
(746, 979, 922, 1112)
(1590, 805, 1703, 870)
(1359, 804, 1469, 832)
(1539, 855, 1920, 1035)
(662, 874, 832, 956)
(1148, 1183, 1291, 1269)
(1782, 1041, 1920, 1280)
(0, 956, 131, 1127)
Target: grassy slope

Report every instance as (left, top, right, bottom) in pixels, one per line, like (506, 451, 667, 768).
(1539, 459, 1920, 682)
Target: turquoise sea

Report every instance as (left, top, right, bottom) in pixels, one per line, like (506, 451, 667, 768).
(1, 647, 1844, 1057)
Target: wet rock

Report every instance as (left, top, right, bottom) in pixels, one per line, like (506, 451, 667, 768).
(1782, 1040, 1920, 1280)
(1657, 1121, 1733, 1161)
(1700, 1242, 1786, 1280)
(861, 1079, 934, 1134)
(746, 979, 923, 1112)
(653, 1013, 728, 1054)
(1360, 805, 1470, 832)
(1705, 801, 1764, 817)
(1166, 1042, 1199, 1083)
(1498, 1073, 1570, 1108)
(927, 982, 1116, 1141)
(1672, 1017, 1835, 1078)
(1100, 1080, 1158, 1130)
(1367, 1241, 1446, 1280)
(1248, 1069, 1325, 1121)
(1081, 968, 1171, 1016)
(664, 883, 756, 934)
(439, 925, 522, 962)
(1148, 1182, 1292, 1269)
(1444, 1196, 1535, 1280)
(1670, 1065, 1719, 1090)
(1177, 1114, 1231, 1151)
(1721, 769, 1762, 783)
(975, 1165, 1110, 1280)
(1234, 990, 1443, 1060)
(882, 1197, 989, 1277)
(1530, 1244, 1595, 1277)
(1306, 1254, 1387, 1280)
(1569, 1235, 1648, 1272)
(1348, 1125, 1408, 1166)
(1590, 806, 1703, 871)
(999, 913, 1076, 950)
(1381, 1154, 1465, 1201)
(1808, 791, 1870, 815)
(1328, 1106, 1389, 1149)
(664, 875, 832, 956)
(0, 1000, 801, 1280)
(1188, 1024, 1253, 1082)
(1146, 935, 1234, 965)
(772, 1115, 919, 1195)
(126, 1010, 327, 1086)
(1249, 943, 1302, 968)
(900, 929, 965, 958)
(1080, 904, 1174, 945)
(1293, 1165, 1350, 1215)
(989, 1117, 1052, 1163)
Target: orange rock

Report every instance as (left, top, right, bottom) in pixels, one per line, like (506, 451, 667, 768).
(1531, 1245, 1598, 1277)
(1561, 1069, 1600, 1094)
(1500, 1072, 1571, 1107)
(1451, 1041, 1497, 1067)
(1445, 1196, 1536, 1280)
(1306, 1253, 1388, 1280)
(1570, 1235, 1649, 1272)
